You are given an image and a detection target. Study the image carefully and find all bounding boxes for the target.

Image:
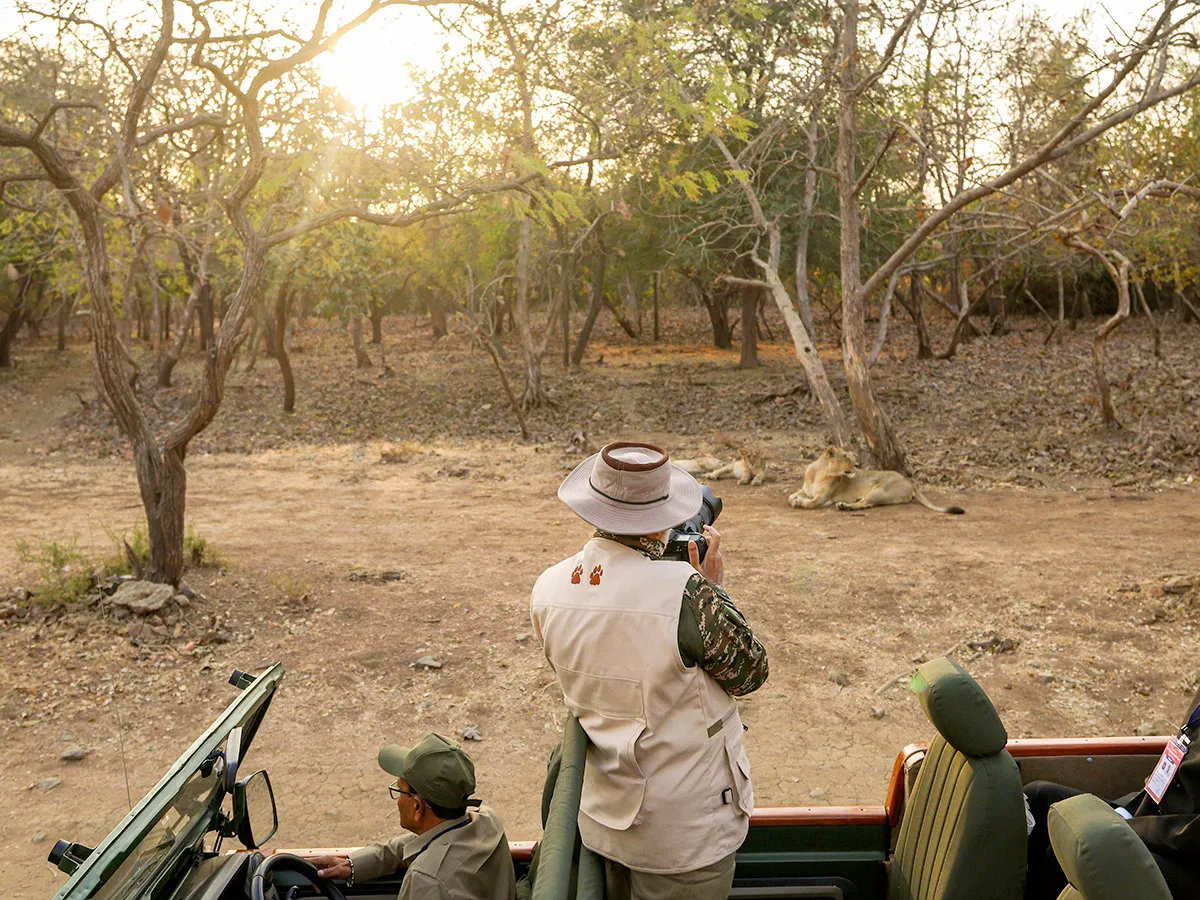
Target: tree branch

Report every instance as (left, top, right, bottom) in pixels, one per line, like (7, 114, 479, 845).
(853, 126, 900, 197)
(860, 45, 1200, 303)
(135, 114, 227, 148)
(90, 0, 175, 200)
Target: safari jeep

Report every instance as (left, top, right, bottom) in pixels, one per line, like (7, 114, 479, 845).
(45, 661, 1174, 900)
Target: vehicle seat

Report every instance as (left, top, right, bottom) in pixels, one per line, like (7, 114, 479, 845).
(1048, 793, 1171, 900)
(888, 657, 1026, 900)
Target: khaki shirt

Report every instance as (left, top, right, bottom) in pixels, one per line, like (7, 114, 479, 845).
(348, 807, 516, 900)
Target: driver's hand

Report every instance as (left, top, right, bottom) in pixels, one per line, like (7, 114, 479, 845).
(687, 525, 724, 586)
(306, 855, 352, 880)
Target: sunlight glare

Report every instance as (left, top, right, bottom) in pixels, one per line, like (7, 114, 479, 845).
(317, 9, 446, 113)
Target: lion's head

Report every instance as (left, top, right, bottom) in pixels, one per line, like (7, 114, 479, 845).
(820, 446, 857, 476)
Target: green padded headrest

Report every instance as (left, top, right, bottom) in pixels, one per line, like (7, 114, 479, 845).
(1049, 793, 1172, 900)
(910, 657, 1007, 757)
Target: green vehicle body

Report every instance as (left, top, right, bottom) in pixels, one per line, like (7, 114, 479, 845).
(44, 665, 1168, 900)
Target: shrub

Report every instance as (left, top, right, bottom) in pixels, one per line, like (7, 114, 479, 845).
(184, 526, 225, 569)
(15, 537, 94, 605)
(101, 524, 224, 575)
(272, 574, 310, 601)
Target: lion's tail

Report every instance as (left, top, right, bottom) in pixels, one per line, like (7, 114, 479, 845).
(913, 488, 965, 515)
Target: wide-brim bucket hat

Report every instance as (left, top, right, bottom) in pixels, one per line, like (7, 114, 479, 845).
(558, 441, 702, 535)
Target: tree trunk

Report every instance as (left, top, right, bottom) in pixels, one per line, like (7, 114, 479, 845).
(135, 290, 147, 343)
(1173, 261, 1195, 324)
(561, 255, 573, 366)
(738, 285, 760, 369)
(56, 293, 74, 351)
(794, 105, 820, 343)
(243, 315, 260, 373)
(1056, 269, 1065, 344)
(370, 303, 385, 343)
(986, 262, 1010, 335)
(426, 285, 448, 339)
(137, 444, 186, 585)
(0, 301, 23, 366)
(897, 276, 932, 359)
(149, 268, 163, 367)
(706, 128, 853, 448)
(1135, 280, 1161, 359)
(351, 315, 373, 368)
(700, 281, 734, 349)
(1079, 287, 1093, 320)
(198, 283, 214, 350)
(1067, 238, 1131, 429)
(652, 270, 661, 342)
(837, 0, 906, 471)
(157, 283, 202, 387)
(273, 281, 296, 414)
(868, 268, 902, 365)
(571, 245, 607, 368)
(935, 290, 992, 360)
(604, 292, 639, 339)
(756, 233, 854, 448)
(513, 216, 547, 407)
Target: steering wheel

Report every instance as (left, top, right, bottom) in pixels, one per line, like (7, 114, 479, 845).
(251, 853, 350, 900)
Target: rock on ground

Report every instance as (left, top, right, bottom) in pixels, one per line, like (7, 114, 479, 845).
(107, 581, 175, 614)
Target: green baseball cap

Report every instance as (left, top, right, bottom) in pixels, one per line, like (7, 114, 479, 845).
(378, 733, 477, 809)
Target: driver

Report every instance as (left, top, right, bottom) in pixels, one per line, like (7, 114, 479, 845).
(307, 733, 516, 900)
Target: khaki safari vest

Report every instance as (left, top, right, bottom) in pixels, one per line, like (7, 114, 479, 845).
(531, 538, 753, 874)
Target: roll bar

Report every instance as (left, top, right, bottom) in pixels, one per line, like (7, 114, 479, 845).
(530, 716, 604, 900)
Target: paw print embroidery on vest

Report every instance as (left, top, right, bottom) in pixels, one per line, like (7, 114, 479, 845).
(589, 565, 603, 585)
(570, 564, 583, 584)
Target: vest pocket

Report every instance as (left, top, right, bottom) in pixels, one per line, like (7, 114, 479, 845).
(581, 723, 647, 830)
(721, 731, 754, 817)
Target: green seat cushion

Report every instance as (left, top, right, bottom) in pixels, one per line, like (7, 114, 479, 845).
(1048, 794, 1171, 900)
(889, 736, 1026, 900)
(911, 657, 1007, 758)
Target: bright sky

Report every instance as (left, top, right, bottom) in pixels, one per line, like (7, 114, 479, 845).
(315, 6, 450, 113)
(0, 0, 1175, 115)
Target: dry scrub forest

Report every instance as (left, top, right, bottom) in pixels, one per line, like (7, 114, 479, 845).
(3, 0, 1200, 897)
(2, 308, 1199, 899)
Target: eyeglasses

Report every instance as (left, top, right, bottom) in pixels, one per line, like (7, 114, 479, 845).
(389, 783, 419, 801)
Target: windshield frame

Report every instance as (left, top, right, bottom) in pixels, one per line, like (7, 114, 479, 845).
(53, 664, 284, 900)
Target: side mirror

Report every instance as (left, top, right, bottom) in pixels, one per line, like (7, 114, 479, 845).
(234, 770, 278, 849)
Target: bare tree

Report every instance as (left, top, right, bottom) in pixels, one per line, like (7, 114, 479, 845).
(832, 0, 1200, 470)
(0, 0, 528, 584)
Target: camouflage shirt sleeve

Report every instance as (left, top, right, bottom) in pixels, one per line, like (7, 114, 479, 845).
(677, 574, 768, 696)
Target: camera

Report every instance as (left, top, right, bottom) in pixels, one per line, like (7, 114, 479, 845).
(662, 486, 723, 564)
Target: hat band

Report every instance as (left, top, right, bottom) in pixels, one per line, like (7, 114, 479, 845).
(588, 476, 669, 506)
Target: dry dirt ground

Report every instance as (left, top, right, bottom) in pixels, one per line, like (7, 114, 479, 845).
(1, 309, 1198, 899)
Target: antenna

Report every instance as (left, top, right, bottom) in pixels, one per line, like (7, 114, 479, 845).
(112, 687, 133, 811)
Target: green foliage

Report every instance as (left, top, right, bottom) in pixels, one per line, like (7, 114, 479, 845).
(15, 537, 93, 606)
(184, 526, 225, 569)
(101, 524, 224, 575)
(272, 574, 311, 602)
(99, 524, 148, 577)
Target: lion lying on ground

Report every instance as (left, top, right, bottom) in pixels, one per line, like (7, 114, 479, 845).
(675, 446, 768, 486)
(788, 447, 965, 514)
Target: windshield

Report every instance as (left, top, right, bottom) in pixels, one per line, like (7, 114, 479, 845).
(93, 762, 222, 900)
(54, 665, 283, 900)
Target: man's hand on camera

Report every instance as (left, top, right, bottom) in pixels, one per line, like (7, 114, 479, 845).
(688, 524, 724, 585)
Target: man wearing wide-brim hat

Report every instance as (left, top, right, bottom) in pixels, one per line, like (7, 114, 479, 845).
(308, 734, 516, 900)
(531, 441, 769, 900)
